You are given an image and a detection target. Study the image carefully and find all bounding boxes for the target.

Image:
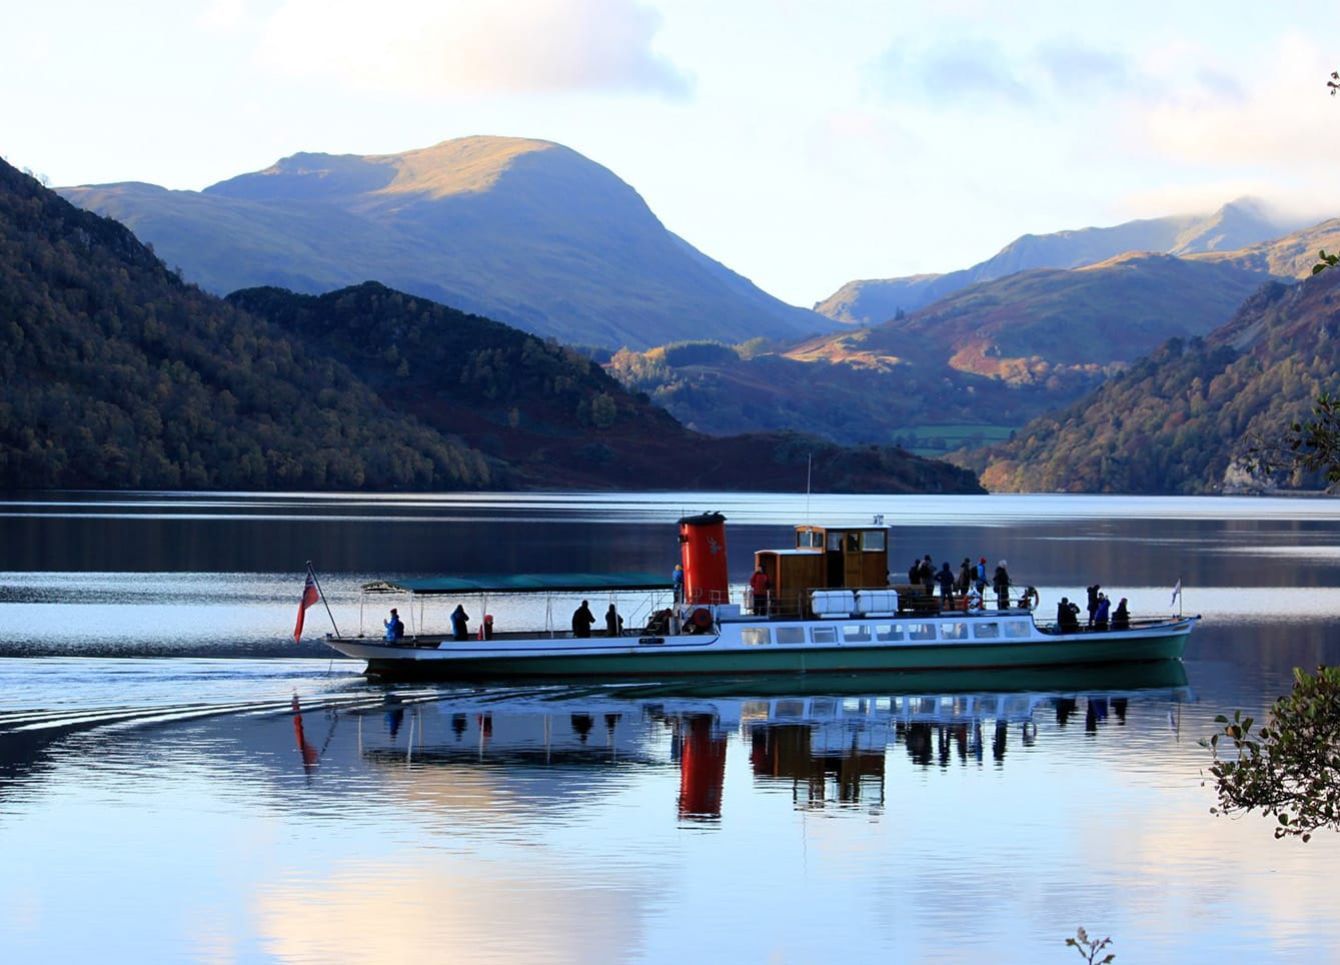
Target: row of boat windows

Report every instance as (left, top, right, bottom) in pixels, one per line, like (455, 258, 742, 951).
(740, 621, 1031, 647)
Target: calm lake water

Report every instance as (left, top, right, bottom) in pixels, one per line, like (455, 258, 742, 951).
(3, 491, 1340, 962)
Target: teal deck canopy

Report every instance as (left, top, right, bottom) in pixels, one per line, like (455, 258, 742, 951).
(362, 573, 675, 595)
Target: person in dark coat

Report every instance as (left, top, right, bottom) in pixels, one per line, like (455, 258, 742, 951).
(992, 561, 1010, 610)
(572, 600, 596, 638)
(1086, 584, 1101, 627)
(450, 604, 470, 641)
(958, 558, 972, 595)
(1057, 597, 1080, 631)
(605, 603, 623, 637)
(1112, 597, 1130, 630)
(937, 562, 956, 604)
(920, 555, 935, 596)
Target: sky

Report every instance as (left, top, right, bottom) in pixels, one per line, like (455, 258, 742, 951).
(4, 0, 1340, 305)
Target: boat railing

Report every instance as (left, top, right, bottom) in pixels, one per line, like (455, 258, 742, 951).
(1037, 615, 1186, 635)
(741, 588, 1039, 622)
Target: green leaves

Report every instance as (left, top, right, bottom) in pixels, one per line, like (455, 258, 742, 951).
(1204, 665, 1340, 841)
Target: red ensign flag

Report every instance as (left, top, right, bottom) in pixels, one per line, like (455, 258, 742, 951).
(294, 572, 319, 642)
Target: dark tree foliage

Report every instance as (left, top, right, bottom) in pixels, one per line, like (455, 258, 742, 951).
(225, 282, 654, 434)
(228, 285, 986, 493)
(1204, 666, 1340, 842)
(0, 158, 982, 495)
(976, 275, 1340, 492)
(0, 160, 493, 491)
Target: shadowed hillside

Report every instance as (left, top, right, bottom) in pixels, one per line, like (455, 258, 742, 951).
(231, 284, 986, 493)
(0, 158, 983, 494)
(0, 160, 494, 490)
(967, 270, 1340, 493)
(60, 136, 831, 351)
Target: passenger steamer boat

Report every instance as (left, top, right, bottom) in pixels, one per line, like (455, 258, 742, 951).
(322, 513, 1198, 679)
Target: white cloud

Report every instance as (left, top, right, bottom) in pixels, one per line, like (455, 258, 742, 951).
(1135, 34, 1339, 167)
(255, 0, 690, 98)
(196, 0, 249, 33)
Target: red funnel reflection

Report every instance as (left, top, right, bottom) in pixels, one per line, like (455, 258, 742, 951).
(678, 715, 726, 819)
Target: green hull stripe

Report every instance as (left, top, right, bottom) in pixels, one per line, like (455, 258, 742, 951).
(366, 633, 1188, 679)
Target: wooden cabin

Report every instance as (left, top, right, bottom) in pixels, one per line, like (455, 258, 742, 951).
(753, 525, 890, 617)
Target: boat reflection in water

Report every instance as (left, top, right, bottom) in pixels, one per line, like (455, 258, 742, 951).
(337, 661, 1191, 821)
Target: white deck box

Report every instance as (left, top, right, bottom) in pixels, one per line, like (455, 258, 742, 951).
(811, 589, 856, 618)
(856, 589, 899, 616)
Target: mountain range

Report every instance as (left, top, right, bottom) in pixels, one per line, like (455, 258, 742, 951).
(612, 249, 1280, 450)
(59, 137, 830, 351)
(814, 199, 1309, 326)
(2, 158, 979, 494)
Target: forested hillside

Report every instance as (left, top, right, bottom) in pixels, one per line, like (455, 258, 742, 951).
(230, 284, 986, 492)
(1, 158, 982, 494)
(0, 160, 493, 490)
(970, 273, 1340, 493)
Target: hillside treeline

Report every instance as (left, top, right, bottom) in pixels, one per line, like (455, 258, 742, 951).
(974, 278, 1340, 493)
(0, 160, 492, 490)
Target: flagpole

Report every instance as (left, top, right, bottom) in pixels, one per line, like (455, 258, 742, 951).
(307, 561, 341, 637)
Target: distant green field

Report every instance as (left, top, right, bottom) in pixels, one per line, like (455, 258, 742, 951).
(897, 424, 1015, 455)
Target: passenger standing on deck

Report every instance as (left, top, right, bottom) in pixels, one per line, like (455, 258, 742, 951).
(975, 557, 988, 594)
(992, 561, 1011, 610)
(1095, 593, 1111, 630)
(958, 558, 972, 595)
(605, 603, 623, 637)
(748, 566, 771, 615)
(672, 564, 684, 603)
(1112, 597, 1130, 630)
(1086, 584, 1101, 627)
(384, 608, 404, 641)
(921, 555, 935, 596)
(1057, 597, 1080, 631)
(572, 600, 596, 638)
(937, 562, 956, 604)
(450, 604, 470, 641)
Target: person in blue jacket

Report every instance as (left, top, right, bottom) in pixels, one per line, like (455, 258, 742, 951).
(384, 608, 404, 641)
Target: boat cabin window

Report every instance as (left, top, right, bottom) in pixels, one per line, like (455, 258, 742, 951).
(827, 532, 842, 551)
(846, 533, 860, 552)
(1003, 621, 1030, 639)
(776, 626, 806, 645)
(741, 627, 771, 646)
(863, 530, 886, 551)
(795, 531, 824, 549)
(811, 626, 837, 643)
(940, 622, 967, 641)
(972, 622, 1000, 639)
(843, 624, 871, 643)
(874, 624, 903, 642)
(775, 700, 806, 719)
(907, 623, 936, 641)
